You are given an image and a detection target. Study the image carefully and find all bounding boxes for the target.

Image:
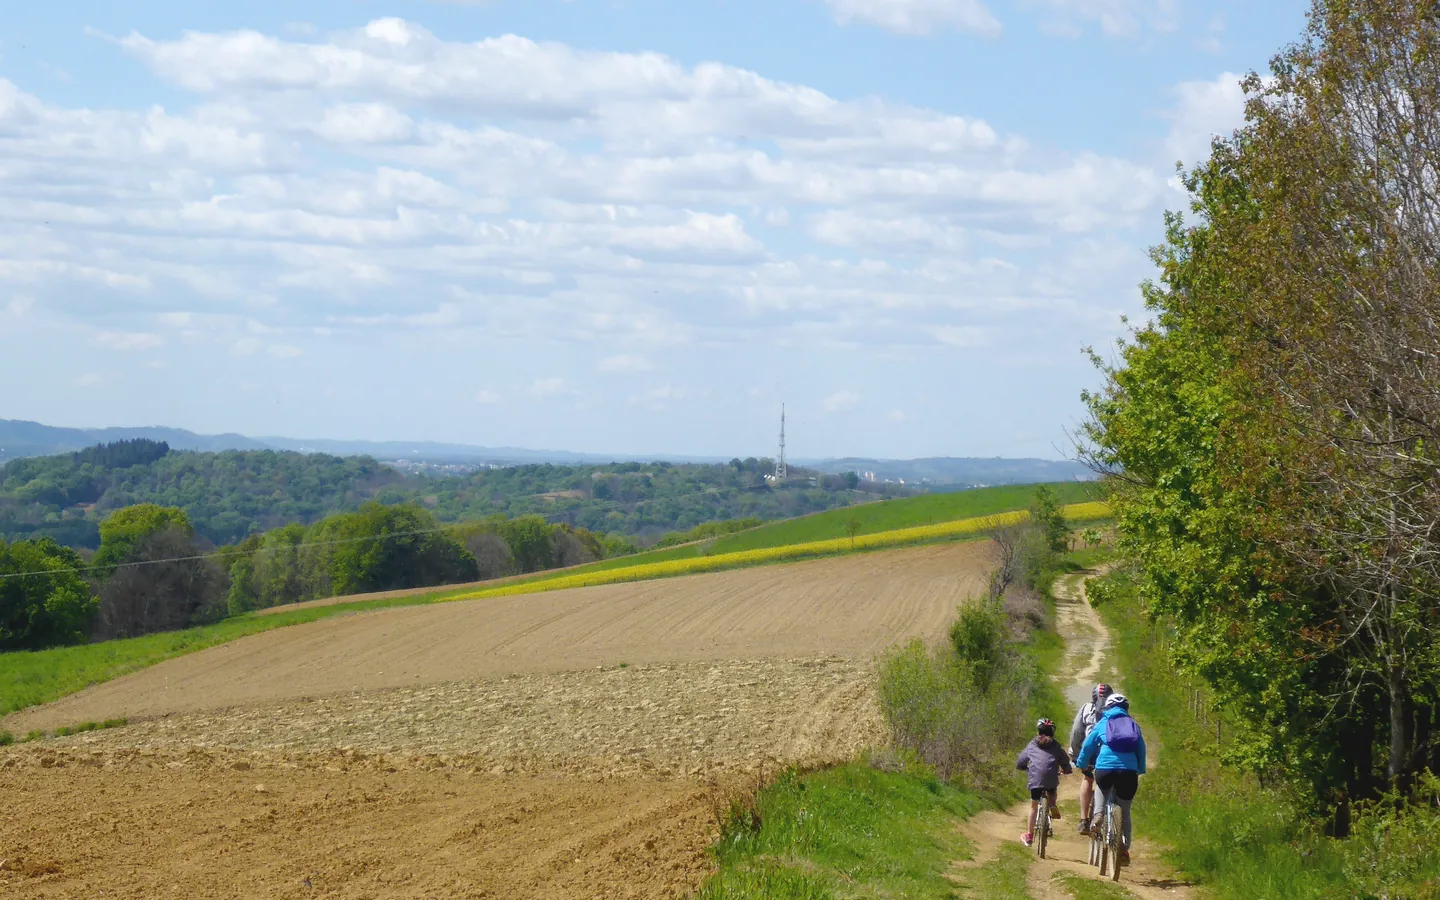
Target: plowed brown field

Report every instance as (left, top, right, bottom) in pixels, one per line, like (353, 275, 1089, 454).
(0, 541, 995, 898)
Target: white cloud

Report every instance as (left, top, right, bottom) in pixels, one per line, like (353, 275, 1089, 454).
(824, 0, 1002, 37)
(888, 409, 908, 423)
(6, 296, 34, 317)
(94, 330, 164, 351)
(0, 19, 1167, 427)
(475, 388, 502, 404)
(598, 354, 654, 373)
(531, 377, 567, 397)
(267, 343, 302, 358)
(75, 373, 103, 387)
(1035, 0, 1180, 38)
(1164, 72, 1247, 169)
(932, 325, 991, 347)
(822, 390, 861, 412)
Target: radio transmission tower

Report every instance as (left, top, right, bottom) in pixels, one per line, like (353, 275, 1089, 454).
(775, 404, 788, 480)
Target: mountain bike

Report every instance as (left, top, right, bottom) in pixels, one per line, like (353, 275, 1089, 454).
(1093, 789, 1124, 881)
(1035, 793, 1055, 859)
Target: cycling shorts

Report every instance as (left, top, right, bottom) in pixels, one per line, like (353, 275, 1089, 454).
(1030, 787, 1055, 802)
(1095, 770, 1139, 800)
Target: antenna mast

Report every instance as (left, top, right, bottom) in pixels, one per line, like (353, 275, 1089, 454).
(776, 404, 787, 480)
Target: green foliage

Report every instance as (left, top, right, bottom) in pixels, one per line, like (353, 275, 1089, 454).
(226, 555, 257, 616)
(700, 761, 983, 899)
(651, 517, 765, 549)
(879, 609, 1034, 788)
(949, 601, 1007, 691)
(0, 448, 888, 549)
(0, 730, 12, 746)
(93, 503, 192, 570)
(1093, 570, 1440, 900)
(0, 537, 96, 650)
(950, 841, 1031, 899)
(1028, 485, 1070, 554)
(325, 503, 478, 595)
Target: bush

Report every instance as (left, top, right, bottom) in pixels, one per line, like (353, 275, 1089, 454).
(949, 601, 1007, 691)
(877, 629, 1033, 789)
(0, 730, 12, 746)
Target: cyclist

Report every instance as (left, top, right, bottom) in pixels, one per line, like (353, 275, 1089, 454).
(1015, 718, 1073, 847)
(1068, 682, 1113, 835)
(1075, 693, 1147, 866)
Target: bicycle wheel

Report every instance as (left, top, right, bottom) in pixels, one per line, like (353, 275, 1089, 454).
(1036, 805, 1049, 859)
(1107, 807, 1123, 882)
(1096, 805, 1109, 877)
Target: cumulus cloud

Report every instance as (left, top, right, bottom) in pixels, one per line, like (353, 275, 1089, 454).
(0, 18, 1174, 405)
(823, 0, 1002, 37)
(531, 377, 567, 397)
(1036, 0, 1180, 38)
(1163, 71, 1248, 169)
(475, 389, 502, 404)
(822, 390, 861, 412)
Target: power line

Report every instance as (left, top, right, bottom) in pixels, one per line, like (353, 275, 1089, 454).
(0, 522, 488, 582)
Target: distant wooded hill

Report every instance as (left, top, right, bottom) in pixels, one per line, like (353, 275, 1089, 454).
(0, 419, 1092, 485)
(0, 440, 903, 548)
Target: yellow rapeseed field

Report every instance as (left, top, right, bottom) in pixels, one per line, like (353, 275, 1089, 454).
(451, 501, 1110, 604)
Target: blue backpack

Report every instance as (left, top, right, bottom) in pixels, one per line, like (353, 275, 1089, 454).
(1105, 714, 1141, 753)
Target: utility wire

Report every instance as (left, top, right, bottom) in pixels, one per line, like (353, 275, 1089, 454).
(0, 522, 498, 581)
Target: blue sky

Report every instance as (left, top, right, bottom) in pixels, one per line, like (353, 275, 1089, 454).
(0, 0, 1309, 459)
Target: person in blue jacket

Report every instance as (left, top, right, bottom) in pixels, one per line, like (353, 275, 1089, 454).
(1075, 693, 1146, 865)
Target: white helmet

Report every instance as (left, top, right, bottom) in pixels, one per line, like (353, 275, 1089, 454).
(1104, 693, 1130, 711)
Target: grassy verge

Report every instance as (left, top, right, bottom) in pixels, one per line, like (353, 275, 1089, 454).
(1092, 571, 1440, 898)
(700, 541, 1085, 899)
(699, 760, 986, 899)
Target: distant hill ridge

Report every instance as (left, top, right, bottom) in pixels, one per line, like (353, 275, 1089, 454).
(0, 418, 1092, 485)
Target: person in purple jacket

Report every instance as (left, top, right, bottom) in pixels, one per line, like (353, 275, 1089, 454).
(1015, 718, 1073, 847)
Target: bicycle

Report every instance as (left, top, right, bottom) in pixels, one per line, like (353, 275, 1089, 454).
(1034, 792, 1055, 859)
(1092, 787, 1124, 881)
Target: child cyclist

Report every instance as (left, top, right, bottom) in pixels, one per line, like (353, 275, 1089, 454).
(1015, 718, 1073, 847)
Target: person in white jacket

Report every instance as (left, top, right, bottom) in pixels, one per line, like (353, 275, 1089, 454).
(1068, 682, 1112, 835)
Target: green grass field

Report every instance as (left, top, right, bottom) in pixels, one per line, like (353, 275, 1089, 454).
(498, 481, 1100, 584)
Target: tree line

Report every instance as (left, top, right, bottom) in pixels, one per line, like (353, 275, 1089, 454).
(0, 500, 635, 651)
(0, 441, 893, 549)
(1083, 0, 1440, 812)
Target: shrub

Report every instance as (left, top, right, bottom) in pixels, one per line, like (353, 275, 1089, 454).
(877, 632, 1033, 789)
(949, 601, 1007, 691)
(0, 730, 12, 746)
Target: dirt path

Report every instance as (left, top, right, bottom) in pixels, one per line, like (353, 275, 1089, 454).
(957, 571, 1194, 899)
(5, 541, 990, 734)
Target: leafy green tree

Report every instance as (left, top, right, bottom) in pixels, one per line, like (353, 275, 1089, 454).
(1027, 486, 1069, 554)
(0, 537, 95, 649)
(495, 515, 556, 574)
(94, 504, 192, 570)
(845, 517, 861, 549)
(327, 503, 478, 596)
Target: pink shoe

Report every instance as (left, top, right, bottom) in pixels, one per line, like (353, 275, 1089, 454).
(1022, 832, 1034, 847)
